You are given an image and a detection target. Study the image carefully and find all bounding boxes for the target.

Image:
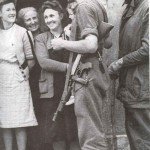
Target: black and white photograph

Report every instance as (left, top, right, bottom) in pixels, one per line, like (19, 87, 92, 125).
(0, 0, 149, 150)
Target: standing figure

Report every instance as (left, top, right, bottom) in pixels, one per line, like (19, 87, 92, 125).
(18, 7, 41, 114)
(34, 1, 70, 150)
(17, 7, 41, 150)
(108, 0, 149, 149)
(51, 0, 112, 149)
(0, 0, 38, 150)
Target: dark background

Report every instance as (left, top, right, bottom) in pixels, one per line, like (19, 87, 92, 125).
(16, 0, 68, 11)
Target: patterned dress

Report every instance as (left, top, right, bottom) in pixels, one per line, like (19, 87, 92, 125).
(0, 24, 37, 128)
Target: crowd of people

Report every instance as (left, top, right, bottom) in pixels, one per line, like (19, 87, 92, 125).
(0, 0, 149, 150)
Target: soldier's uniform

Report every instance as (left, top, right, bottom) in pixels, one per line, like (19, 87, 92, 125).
(71, 0, 111, 149)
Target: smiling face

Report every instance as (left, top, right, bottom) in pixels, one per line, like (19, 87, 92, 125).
(44, 8, 63, 31)
(0, 3, 16, 25)
(24, 10, 39, 32)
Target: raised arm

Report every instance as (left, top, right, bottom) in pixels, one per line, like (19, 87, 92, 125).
(35, 34, 68, 72)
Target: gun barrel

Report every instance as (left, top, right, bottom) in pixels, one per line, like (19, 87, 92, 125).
(52, 86, 72, 122)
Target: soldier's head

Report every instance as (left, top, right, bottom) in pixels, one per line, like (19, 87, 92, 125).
(67, 1, 77, 20)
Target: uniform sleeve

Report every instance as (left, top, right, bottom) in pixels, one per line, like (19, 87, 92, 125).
(122, 9, 149, 66)
(35, 35, 67, 72)
(22, 31, 34, 60)
(76, 4, 98, 39)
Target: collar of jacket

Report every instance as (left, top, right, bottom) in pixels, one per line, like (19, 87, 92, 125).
(123, 0, 144, 6)
(122, 0, 145, 20)
(122, 0, 136, 20)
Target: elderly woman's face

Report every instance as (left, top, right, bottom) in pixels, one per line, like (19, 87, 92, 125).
(0, 3, 16, 24)
(24, 10, 39, 32)
(44, 9, 62, 31)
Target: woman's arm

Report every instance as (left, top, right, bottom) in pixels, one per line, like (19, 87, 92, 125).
(35, 34, 68, 72)
(23, 31, 35, 70)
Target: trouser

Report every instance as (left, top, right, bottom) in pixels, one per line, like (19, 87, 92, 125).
(74, 57, 109, 150)
(125, 107, 150, 150)
(74, 79, 108, 150)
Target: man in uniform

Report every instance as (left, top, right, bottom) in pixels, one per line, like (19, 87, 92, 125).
(108, 0, 150, 149)
(51, 0, 112, 149)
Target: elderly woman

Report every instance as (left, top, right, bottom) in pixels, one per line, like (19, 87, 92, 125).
(17, 6, 41, 114)
(0, 0, 37, 150)
(17, 7, 41, 150)
(18, 7, 40, 38)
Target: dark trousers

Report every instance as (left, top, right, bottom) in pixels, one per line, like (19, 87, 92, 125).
(125, 107, 150, 150)
(27, 98, 65, 150)
(27, 143, 54, 150)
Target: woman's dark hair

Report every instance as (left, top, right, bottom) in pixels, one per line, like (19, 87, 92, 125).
(0, 0, 16, 10)
(40, 0, 69, 28)
(41, 0, 63, 14)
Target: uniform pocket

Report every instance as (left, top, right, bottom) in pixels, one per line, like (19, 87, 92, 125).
(39, 78, 48, 94)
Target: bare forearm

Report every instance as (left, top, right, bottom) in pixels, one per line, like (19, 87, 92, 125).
(51, 34, 98, 54)
(62, 40, 97, 54)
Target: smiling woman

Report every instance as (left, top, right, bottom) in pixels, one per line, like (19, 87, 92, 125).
(0, 1, 16, 29)
(0, 0, 37, 150)
(18, 7, 40, 37)
(33, 1, 79, 150)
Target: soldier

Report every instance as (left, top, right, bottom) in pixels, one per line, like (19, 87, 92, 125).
(108, 0, 150, 149)
(51, 0, 112, 149)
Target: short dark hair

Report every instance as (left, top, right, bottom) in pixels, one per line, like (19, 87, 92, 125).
(0, 0, 16, 10)
(41, 0, 63, 14)
(68, 0, 75, 3)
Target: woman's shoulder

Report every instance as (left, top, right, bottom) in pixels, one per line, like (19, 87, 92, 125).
(35, 31, 51, 42)
(14, 23, 27, 33)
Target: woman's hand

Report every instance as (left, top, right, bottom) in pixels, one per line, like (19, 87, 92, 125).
(27, 59, 35, 70)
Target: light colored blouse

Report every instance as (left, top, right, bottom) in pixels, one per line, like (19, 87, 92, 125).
(0, 23, 33, 65)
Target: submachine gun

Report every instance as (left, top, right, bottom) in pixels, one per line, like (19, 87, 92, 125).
(52, 13, 114, 122)
(52, 51, 74, 122)
(52, 53, 92, 122)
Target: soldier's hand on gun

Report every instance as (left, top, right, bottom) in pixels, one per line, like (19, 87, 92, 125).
(51, 38, 64, 51)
